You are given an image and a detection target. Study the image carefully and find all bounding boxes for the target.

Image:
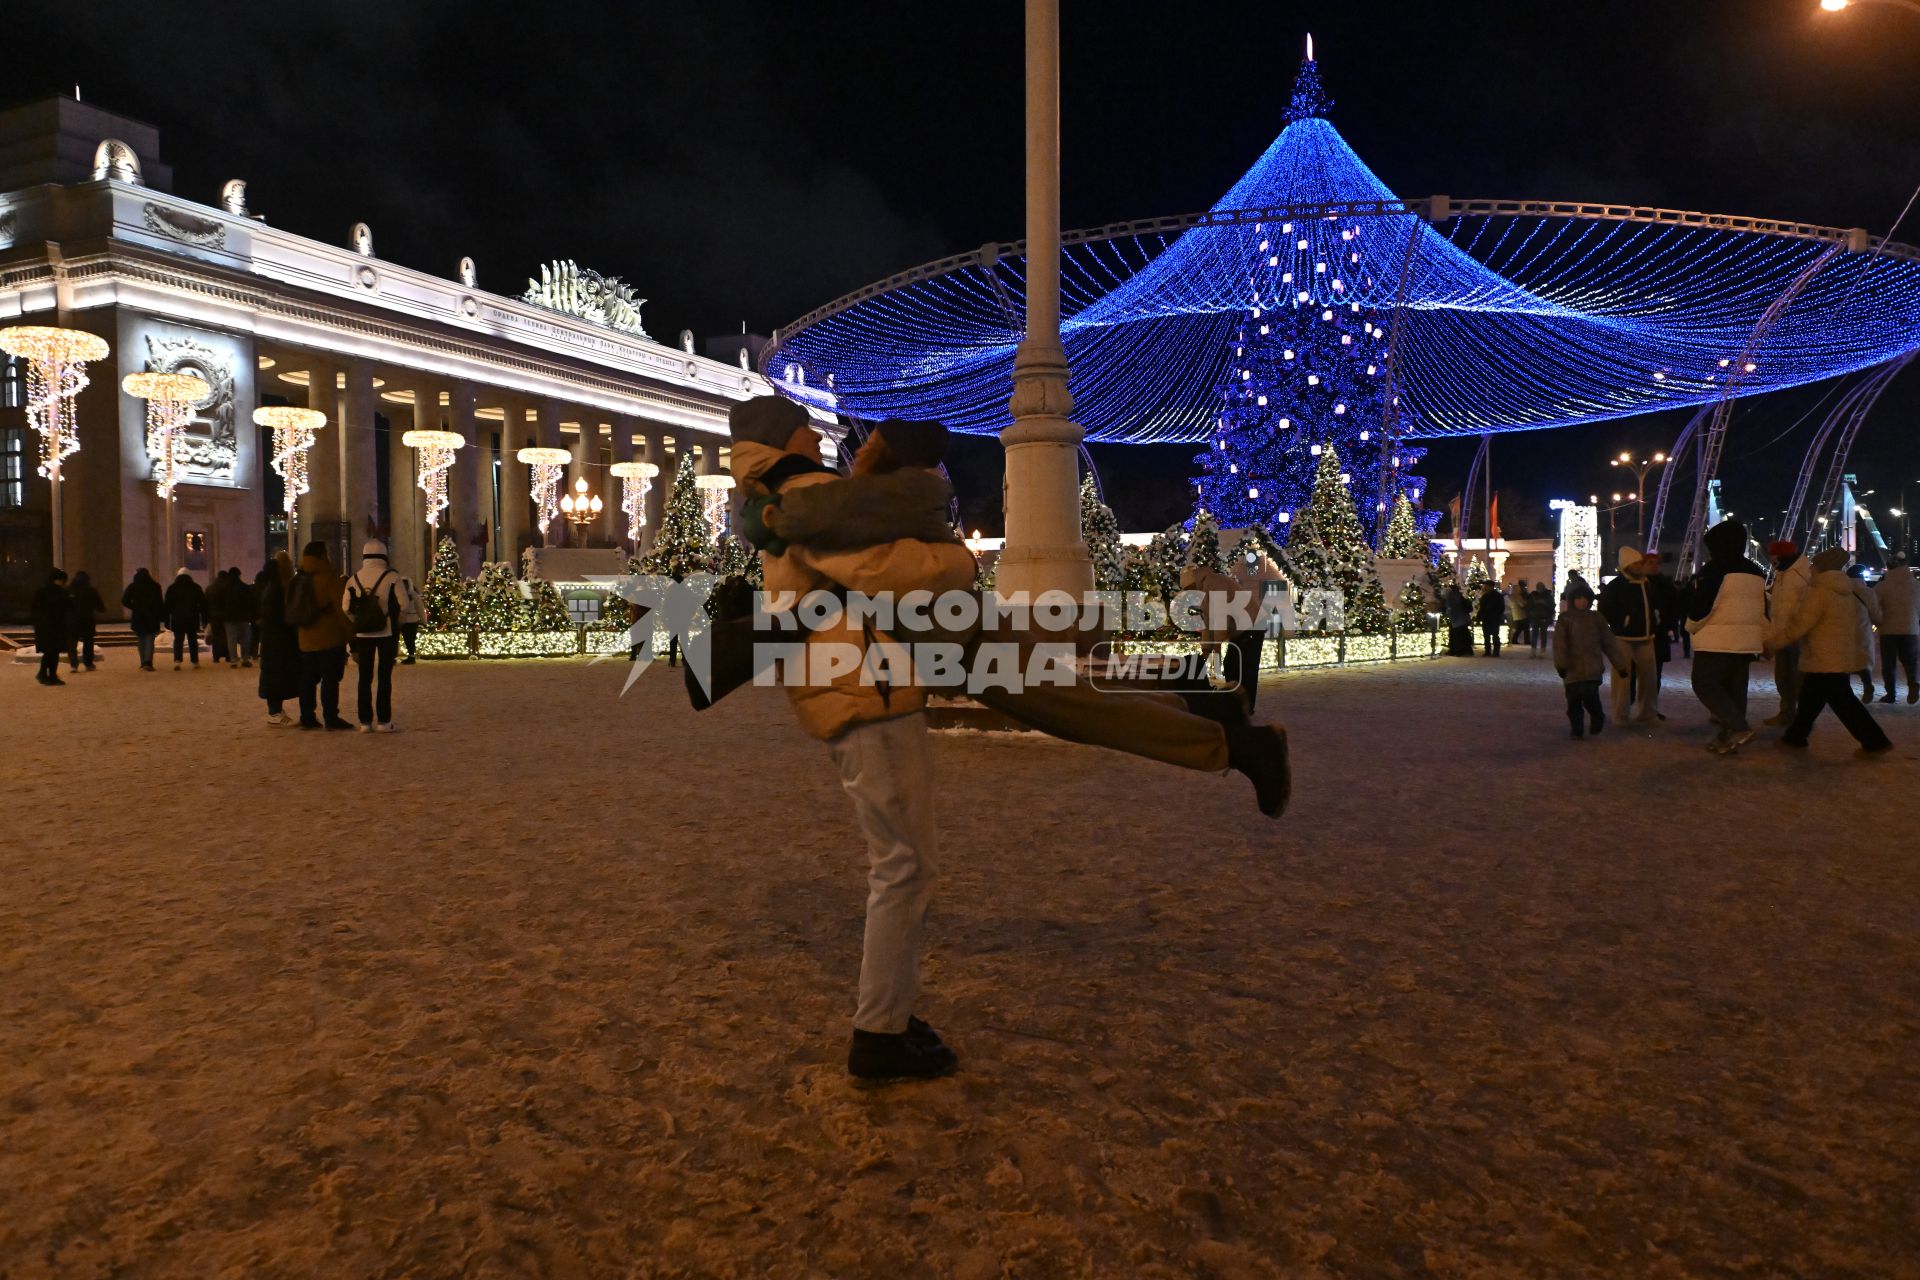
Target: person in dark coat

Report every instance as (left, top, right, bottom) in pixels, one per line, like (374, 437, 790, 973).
(1475, 583, 1507, 656)
(164, 568, 208, 669)
(65, 570, 105, 671)
(121, 568, 165, 671)
(1444, 584, 1473, 656)
(31, 569, 71, 686)
(1525, 583, 1554, 657)
(209, 565, 255, 668)
(254, 551, 303, 724)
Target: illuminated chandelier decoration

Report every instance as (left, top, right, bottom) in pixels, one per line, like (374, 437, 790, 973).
(517, 446, 572, 536)
(402, 429, 465, 528)
(609, 460, 659, 542)
(765, 45, 1920, 448)
(694, 473, 736, 543)
(253, 406, 325, 519)
(559, 476, 603, 527)
(122, 371, 210, 501)
(1, 326, 110, 480)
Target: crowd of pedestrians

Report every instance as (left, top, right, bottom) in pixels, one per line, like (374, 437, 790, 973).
(27, 539, 420, 733)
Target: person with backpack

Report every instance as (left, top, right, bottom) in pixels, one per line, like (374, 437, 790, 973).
(163, 568, 207, 670)
(286, 540, 354, 730)
(65, 570, 105, 672)
(121, 568, 165, 671)
(395, 574, 423, 664)
(342, 539, 407, 732)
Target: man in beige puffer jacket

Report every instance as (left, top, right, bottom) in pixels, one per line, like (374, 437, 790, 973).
(1772, 547, 1892, 754)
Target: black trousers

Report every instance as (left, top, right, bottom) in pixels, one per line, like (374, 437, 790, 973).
(1481, 624, 1502, 656)
(1448, 624, 1473, 656)
(1564, 679, 1603, 734)
(172, 628, 200, 664)
(399, 622, 419, 660)
(38, 648, 61, 680)
(1878, 634, 1918, 697)
(298, 646, 347, 723)
(353, 636, 398, 725)
(1225, 630, 1266, 712)
(1784, 672, 1891, 749)
(68, 635, 96, 669)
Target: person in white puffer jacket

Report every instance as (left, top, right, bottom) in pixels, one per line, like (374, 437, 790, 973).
(1873, 554, 1920, 704)
(1685, 519, 1769, 755)
(1764, 540, 1813, 725)
(1774, 546, 1891, 754)
(341, 539, 407, 732)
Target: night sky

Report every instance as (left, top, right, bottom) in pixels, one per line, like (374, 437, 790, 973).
(17, 0, 1920, 544)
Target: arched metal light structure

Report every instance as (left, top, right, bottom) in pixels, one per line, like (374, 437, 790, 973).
(1, 325, 110, 567)
(766, 52, 1920, 570)
(123, 370, 211, 567)
(402, 429, 465, 529)
(253, 405, 326, 555)
(609, 459, 659, 544)
(516, 446, 571, 538)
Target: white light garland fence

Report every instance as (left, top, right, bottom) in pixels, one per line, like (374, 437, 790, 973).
(253, 406, 326, 555)
(0, 326, 110, 568)
(609, 460, 660, 545)
(402, 429, 465, 530)
(694, 473, 736, 543)
(122, 370, 210, 569)
(517, 446, 572, 539)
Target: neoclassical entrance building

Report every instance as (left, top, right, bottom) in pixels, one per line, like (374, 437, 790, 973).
(0, 96, 829, 618)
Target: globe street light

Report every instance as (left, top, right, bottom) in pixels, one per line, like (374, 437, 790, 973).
(1609, 450, 1667, 544)
(559, 476, 603, 535)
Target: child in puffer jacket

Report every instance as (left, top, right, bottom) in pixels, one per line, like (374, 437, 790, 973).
(1552, 583, 1628, 739)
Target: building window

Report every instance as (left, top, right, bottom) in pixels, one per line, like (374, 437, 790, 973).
(1, 429, 24, 509)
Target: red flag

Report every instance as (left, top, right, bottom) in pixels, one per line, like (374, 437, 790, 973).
(1489, 494, 1502, 544)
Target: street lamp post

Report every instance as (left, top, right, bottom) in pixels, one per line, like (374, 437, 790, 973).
(1609, 450, 1667, 544)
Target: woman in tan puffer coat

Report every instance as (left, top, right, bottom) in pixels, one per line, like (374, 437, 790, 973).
(1772, 547, 1891, 753)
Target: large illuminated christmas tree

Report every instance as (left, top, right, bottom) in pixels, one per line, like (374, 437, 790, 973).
(640, 454, 713, 581)
(1281, 446, 1390, 633)
(1191, 49, 1430, 550)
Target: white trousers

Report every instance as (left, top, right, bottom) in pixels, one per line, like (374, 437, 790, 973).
(828, 712, 937, 1034)
(1611, 638, 1660, 722)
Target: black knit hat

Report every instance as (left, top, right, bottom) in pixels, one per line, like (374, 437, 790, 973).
(729, 396, 810, 447)
(874, 419, 950, 468)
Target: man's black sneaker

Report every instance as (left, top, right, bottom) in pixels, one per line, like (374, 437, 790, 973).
(848, 1023, 958, 1083)
(323, 717, 355, 731)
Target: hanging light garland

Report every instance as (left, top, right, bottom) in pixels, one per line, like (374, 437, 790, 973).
(694, 473, 736, 543)
(0, 326, 110, 481)
(517, 446, 572, 536)
(402, 429, 465, 528)
(122, 371, 210, 500)
(253, 406, 326, 519)
(609, 460, 659, 543)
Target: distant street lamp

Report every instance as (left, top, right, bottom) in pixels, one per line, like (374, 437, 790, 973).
(1609, 450, 1667, 543)
(1819, 0, 1920, 14)
(559, 476, 603, 531)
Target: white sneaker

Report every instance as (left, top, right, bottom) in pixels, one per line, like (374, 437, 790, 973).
(376, 722, 398, 733)
(266, 712, 293, 726)
(356, 723, 373, 734)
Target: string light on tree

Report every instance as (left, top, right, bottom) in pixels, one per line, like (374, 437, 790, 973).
(253, 406, 325, 555)
(517, 446, 571, 538)
(402, 429, 465, 529)
(609, 460, 660, 545)
(0, 325, 109, 568)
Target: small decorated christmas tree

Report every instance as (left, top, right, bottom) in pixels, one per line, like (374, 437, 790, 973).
(1394, 578, 1430, 633)
(423, 534, 471, 631)
(1427, 550, 1459, 602)
(525, 577, 573, 631)
(471, 562, 521, 633)
(1186, 509, 1225, 574)
(640, 454, 712, 581)
(1348, 570, 1391, 635)
(1380, 492, 1429, 560)
(1462, 556, 1491, 598)
(1279, 447, 1375, 613)
(1080, 475, 1126, 592)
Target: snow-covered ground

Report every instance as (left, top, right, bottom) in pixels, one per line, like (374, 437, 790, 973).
(2, 649, 1916, 1277)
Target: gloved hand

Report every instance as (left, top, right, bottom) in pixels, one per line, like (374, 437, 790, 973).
(736, 493, 788, 555)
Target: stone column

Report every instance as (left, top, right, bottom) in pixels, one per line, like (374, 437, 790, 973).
(387, 389, 422, 583)
(996, 0, 1092, 600)
(641, 429, 667, 553)
(304, 358, 341, 546)
(498, 402, 530, 565)
(341, 360, 379, 556)
(446, 382, 482, 576)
